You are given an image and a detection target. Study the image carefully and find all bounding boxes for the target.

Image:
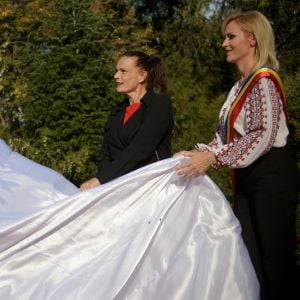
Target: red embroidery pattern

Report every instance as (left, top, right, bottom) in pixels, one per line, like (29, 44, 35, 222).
(215, 78, 282, 168)
(266, 79, 281, 153)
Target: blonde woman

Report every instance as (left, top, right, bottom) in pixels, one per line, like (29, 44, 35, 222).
(176, 11, 299, 300)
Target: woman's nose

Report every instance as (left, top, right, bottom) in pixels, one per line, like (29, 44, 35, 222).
(222, 39, 227, 48)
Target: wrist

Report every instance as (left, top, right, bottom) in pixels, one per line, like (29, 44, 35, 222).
(207, 152, 217, 167)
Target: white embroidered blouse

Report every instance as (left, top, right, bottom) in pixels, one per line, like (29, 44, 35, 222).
(196, 77, 289, 168)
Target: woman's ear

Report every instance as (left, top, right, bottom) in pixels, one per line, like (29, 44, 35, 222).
(138, 70, 148, 83)
(249, 34, 257, 47)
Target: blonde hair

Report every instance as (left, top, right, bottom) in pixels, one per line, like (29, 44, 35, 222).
(222, 11, 279, 71)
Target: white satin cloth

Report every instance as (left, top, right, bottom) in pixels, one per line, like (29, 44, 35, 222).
(0, 139, 259, 300)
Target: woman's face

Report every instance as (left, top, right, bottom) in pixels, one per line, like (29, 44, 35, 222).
(222, 20, 256, 66)
(114, 56, 147, 95)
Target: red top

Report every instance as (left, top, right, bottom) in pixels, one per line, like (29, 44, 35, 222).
(123, 102, 142, 124)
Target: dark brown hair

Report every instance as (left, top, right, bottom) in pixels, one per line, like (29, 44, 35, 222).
(119, 50, 167, 91)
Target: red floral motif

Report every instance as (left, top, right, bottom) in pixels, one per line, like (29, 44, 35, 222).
(212, 78, 284, 168)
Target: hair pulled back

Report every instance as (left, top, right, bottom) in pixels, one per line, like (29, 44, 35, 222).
(119, 50, 167, 91)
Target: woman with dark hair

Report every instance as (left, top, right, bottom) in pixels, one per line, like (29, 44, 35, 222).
(80, 50, 174, 189)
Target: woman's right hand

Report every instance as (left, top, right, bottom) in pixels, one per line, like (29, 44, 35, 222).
(174, 150, 216, 178)
(80, 177, 101, 190)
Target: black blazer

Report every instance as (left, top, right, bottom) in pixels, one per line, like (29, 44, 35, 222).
(96, 89, 174, 184)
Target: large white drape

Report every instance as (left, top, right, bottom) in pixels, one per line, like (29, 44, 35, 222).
(0, 139, 259, 300)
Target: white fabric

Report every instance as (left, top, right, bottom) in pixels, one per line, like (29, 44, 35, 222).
(0, 139, 259, 300)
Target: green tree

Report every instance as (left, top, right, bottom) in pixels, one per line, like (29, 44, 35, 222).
(15, 0, 119, 184)
(0, 0, 50, 138)
(1, 0, 298, 192)
(1, 0, 156, 185)
(148, 0, 233, 194)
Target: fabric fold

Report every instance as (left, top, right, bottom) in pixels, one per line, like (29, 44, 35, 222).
(0, 139, 259, 300)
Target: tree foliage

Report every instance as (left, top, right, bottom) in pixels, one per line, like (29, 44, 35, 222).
(0, 0, 155, 184)
(0, 0, 299, 194)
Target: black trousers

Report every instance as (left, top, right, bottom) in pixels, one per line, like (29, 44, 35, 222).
(233, 146, 299, 300)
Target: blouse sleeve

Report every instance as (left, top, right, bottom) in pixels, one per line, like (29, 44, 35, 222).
(213, 77, 285, 168)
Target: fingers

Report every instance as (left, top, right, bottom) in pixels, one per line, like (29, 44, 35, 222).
(173, 150, 194, 157)
(175, 151, 207, 178)
(80, 177, 100, 190)
(175, 160, 202, 177)
(80, 182, 91, 190)
(177, 167, 203, 178)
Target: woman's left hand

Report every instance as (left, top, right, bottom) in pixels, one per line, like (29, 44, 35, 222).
(80, 177, 101, 190)
(174, 150, 216, 178)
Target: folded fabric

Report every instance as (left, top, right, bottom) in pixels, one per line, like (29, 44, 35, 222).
(0, 139, 259, 300)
